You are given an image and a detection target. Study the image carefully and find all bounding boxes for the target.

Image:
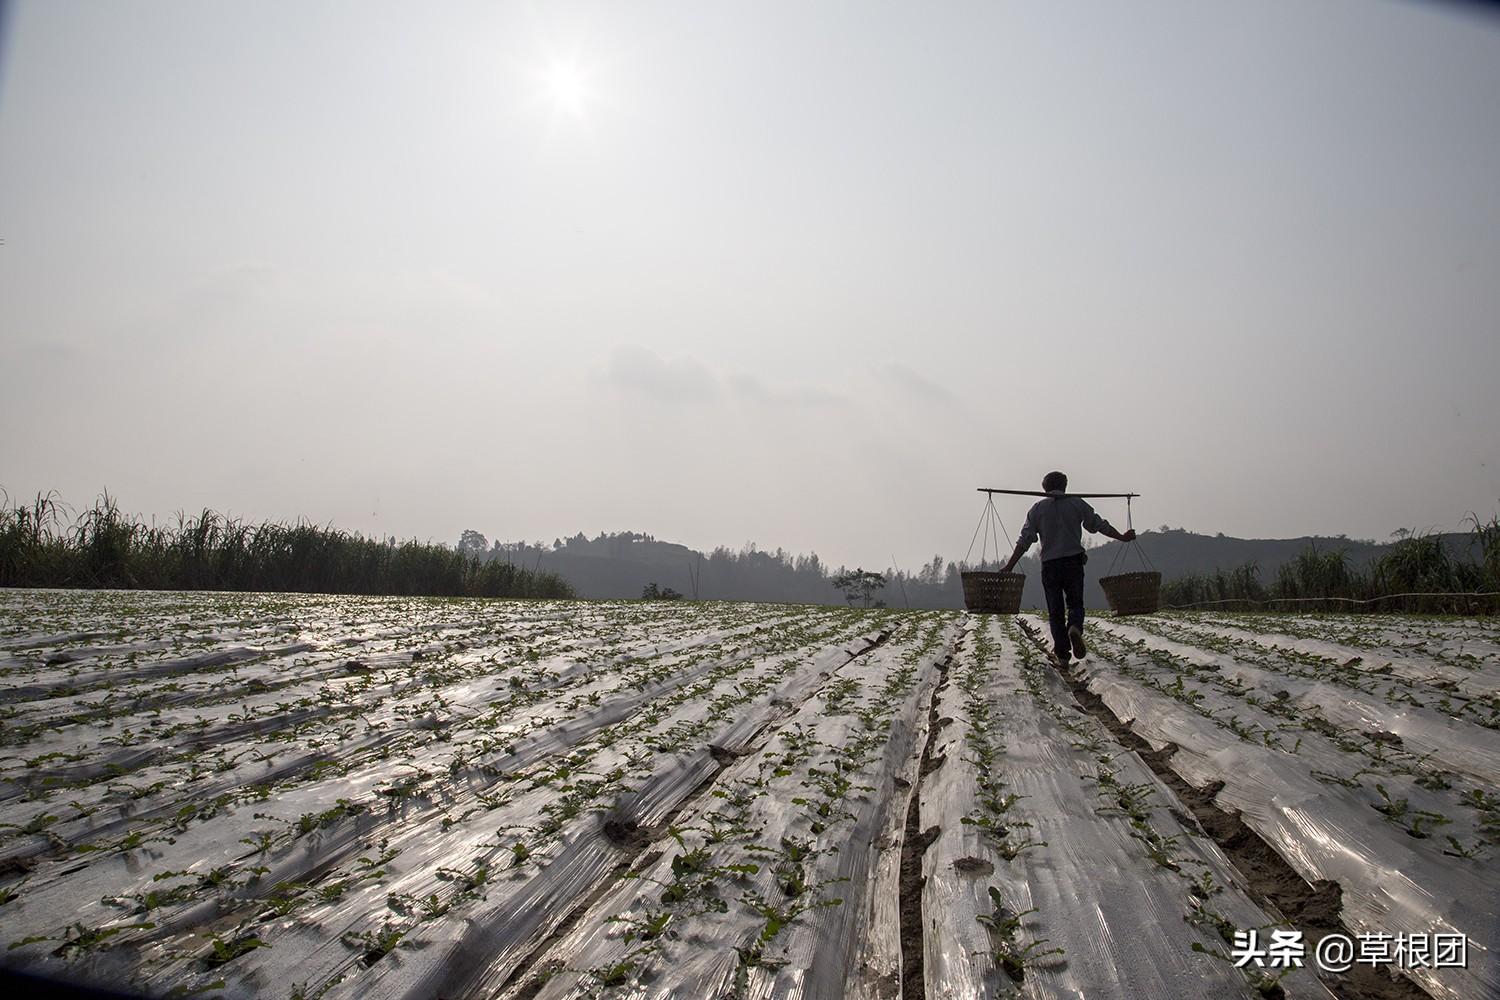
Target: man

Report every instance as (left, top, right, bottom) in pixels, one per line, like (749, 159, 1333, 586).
(1000, 471, 1135, 665)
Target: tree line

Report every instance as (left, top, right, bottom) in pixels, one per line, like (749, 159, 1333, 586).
(1159, 517, 1500, 613)
(8, 490, 1494, 613)
(0, 492, 574, 599)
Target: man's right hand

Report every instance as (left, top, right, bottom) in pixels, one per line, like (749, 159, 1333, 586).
(1122, 529, 1137, 542)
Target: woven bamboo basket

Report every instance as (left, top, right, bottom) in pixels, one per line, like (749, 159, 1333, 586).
(1099, 570, 1162, 615)
(961, 571, 1025, 614)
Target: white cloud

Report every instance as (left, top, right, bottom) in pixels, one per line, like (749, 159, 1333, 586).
(729, 372, 847, 410)
(599, 345, 719, 402)
(875, 362, 960, 406)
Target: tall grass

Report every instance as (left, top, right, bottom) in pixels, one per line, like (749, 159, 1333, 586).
(1471, 510, 1500, 584)
(0, 491, 574, 599)
(1161, 520, 1500, 613)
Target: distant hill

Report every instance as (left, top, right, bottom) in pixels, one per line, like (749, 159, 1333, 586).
(470, 527, 1481, 610)
(471, 532, 844, 605)
(1066, 528, 1474, 610)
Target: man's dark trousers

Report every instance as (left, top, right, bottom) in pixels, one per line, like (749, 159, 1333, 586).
(1041, 553, 1086, 660)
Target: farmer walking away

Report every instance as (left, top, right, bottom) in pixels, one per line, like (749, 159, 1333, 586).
(1001, 471, 1135, 665)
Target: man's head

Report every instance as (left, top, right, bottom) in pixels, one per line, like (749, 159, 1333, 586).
(1042, 471, 1068, 495)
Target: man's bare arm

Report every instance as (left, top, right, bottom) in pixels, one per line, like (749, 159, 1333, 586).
(1000, 541, 1028, 574)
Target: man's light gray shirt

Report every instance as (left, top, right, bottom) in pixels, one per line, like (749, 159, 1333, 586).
(1015, 495, 1118, 563)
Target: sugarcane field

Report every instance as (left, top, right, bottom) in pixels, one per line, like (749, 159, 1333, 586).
(0, 590, 1494, 999)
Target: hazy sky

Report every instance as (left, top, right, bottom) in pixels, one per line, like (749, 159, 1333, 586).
(3, 0, 1498, 572)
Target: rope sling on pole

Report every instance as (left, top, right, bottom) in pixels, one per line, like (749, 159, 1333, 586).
(1097, 493, 1162, 615)
(1105, 495, 1156, 576)
(963, 496, 1014, 570)
(960, 495, 1023, 613)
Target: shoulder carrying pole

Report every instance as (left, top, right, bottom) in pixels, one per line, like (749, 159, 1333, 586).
(977, 488, 1140, 499)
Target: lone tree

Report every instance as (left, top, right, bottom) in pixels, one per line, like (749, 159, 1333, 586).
(832, 568, 886, 608)
(457, 530, 488, 559)
(641, 582, 684, 601)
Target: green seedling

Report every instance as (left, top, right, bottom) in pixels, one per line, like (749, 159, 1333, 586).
(1460, 788, 1500, 811)
(286, 798, 366, 837)
(976, 889, 1062, 982)
(344, 924, 403, 965)
(607, 908, 673, 944)
(204, 933, 268, 967)
(1192, 940, 1291, 999)
(418, 893, 451, 920)
(23, 920, 157, 957)
(1406, 810, 1452, 839)
(996, 836, 1047, 862)
(1189, 871, 1222, 901)
(1443, 836, 1480, 859)
(0, 811, 58, 837)
(1371, 783, 1451, 838)
(590, 956, 647, 989)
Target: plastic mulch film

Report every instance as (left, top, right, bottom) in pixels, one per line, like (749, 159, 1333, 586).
(2, 591, 1495, 1000)
(499, 624, 956, 999)
(1095, 617, 1500, 788)
(1140, 613, 1500, 710)
(1069, 619, 1499, 1000)
(921, 617, 1332, 999)
(0, 592, 887, 1000)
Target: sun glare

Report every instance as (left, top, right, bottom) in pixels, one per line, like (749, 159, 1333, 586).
(544, 58, 591, 117)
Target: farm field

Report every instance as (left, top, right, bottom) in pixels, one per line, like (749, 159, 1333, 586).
(0, 591, 1495, 1000)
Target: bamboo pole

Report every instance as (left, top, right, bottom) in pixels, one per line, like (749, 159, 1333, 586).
(977, 488, 1139, 499)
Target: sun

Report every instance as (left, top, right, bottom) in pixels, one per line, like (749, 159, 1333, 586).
(543, 58, 592, 118)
